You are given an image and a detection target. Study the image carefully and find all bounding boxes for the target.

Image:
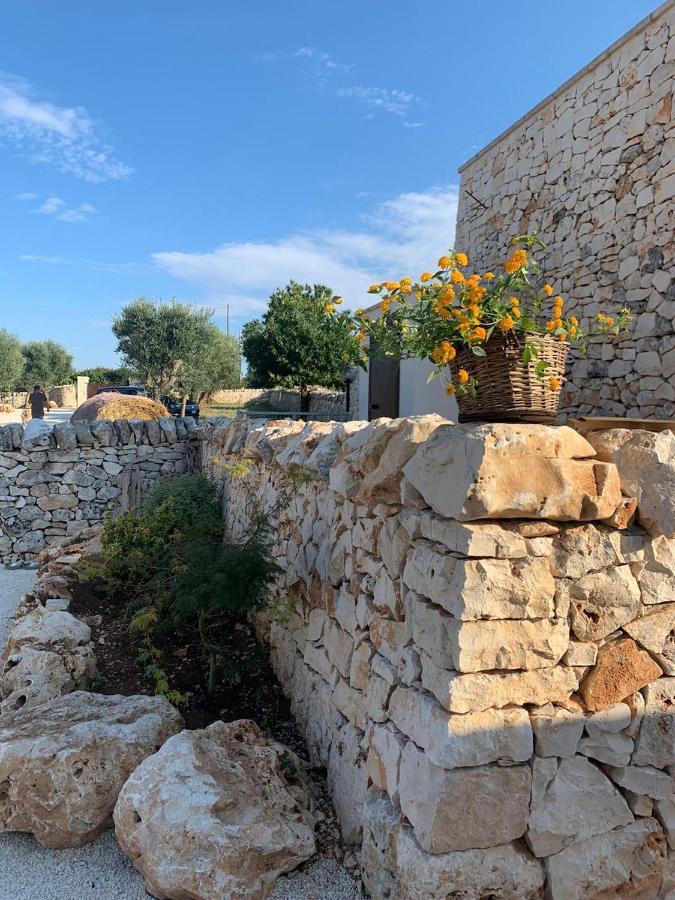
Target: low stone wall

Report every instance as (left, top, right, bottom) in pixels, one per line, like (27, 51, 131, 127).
(0, 384, 77, 410)
(209, 387, 347, 418)
(0, 417, 215, 562)
(203, 416, 674, 899)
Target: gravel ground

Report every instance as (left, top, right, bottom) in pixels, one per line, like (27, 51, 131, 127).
(0, 566, 363, 900)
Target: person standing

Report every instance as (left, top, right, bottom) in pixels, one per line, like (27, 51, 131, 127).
(28, 384, 49, 419)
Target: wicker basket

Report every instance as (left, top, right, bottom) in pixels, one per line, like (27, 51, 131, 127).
(448, 335, 569, 424)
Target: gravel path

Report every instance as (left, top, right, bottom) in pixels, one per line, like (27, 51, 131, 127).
(0, 566, 363, 899)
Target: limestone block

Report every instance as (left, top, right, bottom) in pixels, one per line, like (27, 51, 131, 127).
(526, 755, 634, 857)
(393, 827, 545, 900)
(399, 742, 531, 853)
(544, 818, 667, 900)
(420, 653, 581, 713)
(585, 702, 633, 736)
(373, 568, 403, 619)
(632, 678, 675, 768)
(586, 428, 675, 536)
(366, 671, 394, 724)
(607, 764, 673, 800)
(398, 646, 422, 686)
(568, 565, 642, 641)
(403, 423, 621, 522)
(323, 617, 353, 680)
(563, 640, 598, 666)
(0, 643, 96, 714)
(3, 607, 91, 656)
(360, 788, 400, 900)
(328, 722, 367, 844)
(403, 543, 555, 620)
(0, 691, 183, 848)
(580, 637, 663, 712)
(530, 703, 585, 758)
(387, 686, 532, 769)
(417, 513, 527, 558)
(349, 639, 373, 691)
(637, 536, 675, 606)
(333, 677, 367, 731)
(549, 524, 618, 578)
(655, 797, 675, 850)
(625, 603, 675, 674)
(367, 723, 406, 806)
(37, 492, 79, 511)
(114, 720, 315, 899)
(370, 614, 408, 666)
(578, 731, 634, 766)
(377, 517, 410, 579)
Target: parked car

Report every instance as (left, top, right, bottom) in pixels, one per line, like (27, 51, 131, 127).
(96, 384, 146, 396)
(161, 396, 200, 419)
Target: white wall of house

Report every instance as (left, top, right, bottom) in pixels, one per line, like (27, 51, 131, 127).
(356, 357, 458, 421)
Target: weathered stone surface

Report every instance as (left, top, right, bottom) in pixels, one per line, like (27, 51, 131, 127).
(607, 764, 673, 800)
(526, 755, 634, 857)
(549, 524, 619, 578)
(388, 686, 532, 768)
(420, 652, 581, 713)
(0, 691, 183, 848)
(587, 429, 675, 536)
(403, 543, 555, 620)
(367, 723, 406, 806)
(403, 423, 621, 523)
(567, 564, 642, 641)
(580, 637, 663, 712)
(545, 818, 667, 900)
(530, 703, 585, 758)
(417, 513, 527, 558)
(360, 788, 400, 900)
(393, 827, 545, 900)
(3, 607, 91, 656)
(624, 602, 675, 672)
(637, 535, 675, 608)
(114, 720, 315, 899)
(632, 678, 675, 768)
(328, 722, 367, 844)
(578, 731, 634, 766)
(399, 742, 531, 853)
(0, 643, 96, 713)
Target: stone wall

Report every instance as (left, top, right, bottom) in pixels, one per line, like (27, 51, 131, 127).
(203, 415, 674, 899)
(209, 387, 347, 418)
(0, 416, 213, 562)
(455, 2, 674, 419)
(0, 384, 77, 409)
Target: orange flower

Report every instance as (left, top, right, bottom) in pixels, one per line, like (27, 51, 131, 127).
(450, 269, 465, 284)
(380, 299, 391, 313)
(431, 340, 457, 365)
(367, 284, 380, 294)
(437, 255, 452, 268)
(384, 281, 400, 291)
(504, 248, 527, 274)
(482, 272, 495, 280)
(549, 376, 561, 391)
(454, 252, 468, 267)
(420, 272, 433, 283)
(445, 383, 456, 396)
(543, 284, 553, 296)
(458, 369, 470, 385)
(439, 285, 455, 302)
(498, 315, 514, 331)
(472, 326, 487, 341)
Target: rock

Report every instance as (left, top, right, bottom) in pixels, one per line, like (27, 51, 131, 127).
(530, 703, 585, 758)
(114, 720, 315, 900)
(3, 607, 91, 656)
(526, 755, 634, 857)
(0, 691, 183, 848)
(387, 686, 532, 768)
(655, 797, 675, 849)
(0, 643, 96, 713)
(544, 818, 667, 900)
(562, 640, 598, 666)
(586, 428, 675, 536)
(403, 543, 555, 620)
(567, 565, 641, 641)
(632, 678, 675, 768)
(393, 826, 545, 900)
(398, 742, 531, 853)
(624, 603, 675, 670)
(420, 652, 581, 713)
(607, 764, 673, 800)
(549, 524, 618, 578)
(578, 731, 634, 766)
(638, 535, 675, 608)
(403, 423, 621, 522)
(367, 723, 406, 806)
(417, 513, 528, 558)
(580, 637, 663, 712)
(327, 722, 367, 844)
(585, 702, 633, 736)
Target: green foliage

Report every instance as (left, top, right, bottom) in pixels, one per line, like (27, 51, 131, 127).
(20, 340, 74, 389)
(112, 298, 214, 398)
(77, 365, 137, 384)
(172, 324, 241, 402)
(0, 329, 25, 392)
(242, 281, 359, 394)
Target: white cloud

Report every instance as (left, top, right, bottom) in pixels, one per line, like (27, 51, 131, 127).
(0, 74, 133, 182)
(33, 194, 98, 223)
(336, 86, 420, 118)
(152, 185, 459, 318)
(20, 254, 139, 274)
(14, 191, 37, 200)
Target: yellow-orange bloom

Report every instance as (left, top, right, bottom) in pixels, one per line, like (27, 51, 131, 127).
(431, 340, 457, 364)
(498, 316, 514, 331)
(357, 331, 366, 341)
(546, 320, 556, 332)
(458, 369, 470, 385)
(324, 303, 335, 314)
(473, 326, 487, 341)
(549, 376, 561, 391)
(445, 383, 456, 396)
(512, 308, 522, 319)
(510, 296, 520, 306)
(385, 281, 400, 291)
(434, 304, 452, 319)
(334, 296, 344, 305)
(420, 272, 433, 283)
(543, 284, 553, 296)
(482, 272, 495, 280)
(438, 255, 452, 268)
(454, 252, 468, 266)
(469, 304, 482, 318)
(379, 299, 391, 313)
(367, 284, 380, 294)
(504, 248, 527, 274)
(450, 269, 465, 284)
(439, 285, 455, 302)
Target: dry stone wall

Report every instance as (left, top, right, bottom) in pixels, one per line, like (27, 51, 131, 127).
(0, 416, 213, 562)
(203, 415, 675, 899)
(455, 2, 674, 419)
(209, 387, 347, 418)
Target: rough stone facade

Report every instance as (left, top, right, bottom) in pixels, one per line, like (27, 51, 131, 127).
(209, 387, 347, 419)
(455, 2, 674, 419)
(203, 416, 674, 899)
(0, 417, 213, 562)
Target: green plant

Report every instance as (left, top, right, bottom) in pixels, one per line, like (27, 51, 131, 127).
(87, 673, 110, 692)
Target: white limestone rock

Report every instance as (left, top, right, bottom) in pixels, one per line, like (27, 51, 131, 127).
(530, 703, 585, 758)
(114, 720, 315, 899)
(367, 723, 406, 806)
(631, 678, 674, 768)
(328, 722, 367, 844)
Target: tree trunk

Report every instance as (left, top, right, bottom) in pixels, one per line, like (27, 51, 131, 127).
(299, 385, 310, 414)
(181, 395, 188, 416)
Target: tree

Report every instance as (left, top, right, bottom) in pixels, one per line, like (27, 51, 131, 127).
(173, 325, 241, 407)
(0, 329, 24, 393)
(112, 298, 213, 399)
(77, 365, 137, 385)
(241, 281, 359, 409)
(21, 340, 74, 389)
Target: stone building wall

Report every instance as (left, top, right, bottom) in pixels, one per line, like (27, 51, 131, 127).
(455, 2, 674, 419)
(203, 415, 674, 899)
(209, 387, 347, 418)
(0, 416, 214, 562)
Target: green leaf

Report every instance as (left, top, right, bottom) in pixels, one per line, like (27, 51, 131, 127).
(471, 346, 487, 357)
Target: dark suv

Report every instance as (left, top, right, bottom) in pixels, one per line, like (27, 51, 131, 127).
(161, 396, 200, 419)
(96, 385, 146, 396)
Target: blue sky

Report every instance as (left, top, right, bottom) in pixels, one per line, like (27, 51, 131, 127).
(0, 0, 660, 368)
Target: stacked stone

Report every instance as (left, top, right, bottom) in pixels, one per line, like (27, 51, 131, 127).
(455, 2, 674, 419)
(203, 415, 675, 899)
(0, 416, 212, 562)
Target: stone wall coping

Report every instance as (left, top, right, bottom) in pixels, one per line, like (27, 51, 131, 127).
(457, 0, 672, 173)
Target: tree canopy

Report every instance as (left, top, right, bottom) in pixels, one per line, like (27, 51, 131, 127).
(173, 324, 240, 401)
(0, 329, 25, 393)
(112, 298, 213, 398)
(77, 365, 137, 385)
(241, 282, 359, 396)
(21, 340, 74, 389)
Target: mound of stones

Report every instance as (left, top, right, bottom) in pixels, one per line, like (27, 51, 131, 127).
(114, 719, 317, 900)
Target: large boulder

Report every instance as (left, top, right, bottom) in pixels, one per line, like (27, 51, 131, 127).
(114, 719, 316, 900)
(585, 428, 675, 536)
(0, 692, 183, 848)
(403, 423, 622, 522)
